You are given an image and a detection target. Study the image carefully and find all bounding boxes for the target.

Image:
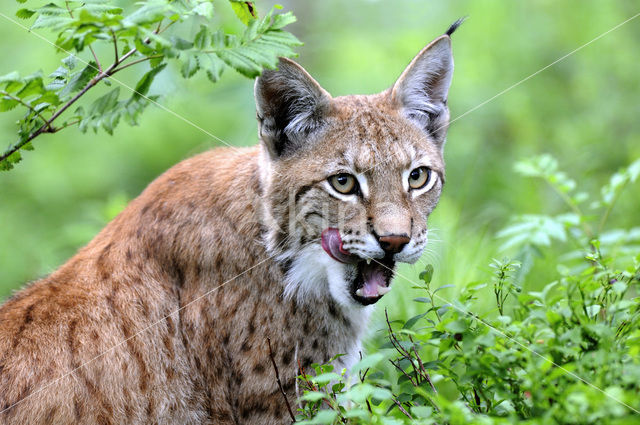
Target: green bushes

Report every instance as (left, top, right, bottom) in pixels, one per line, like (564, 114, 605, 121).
(296, 156, 640, 424)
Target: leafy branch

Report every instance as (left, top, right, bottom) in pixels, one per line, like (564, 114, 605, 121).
(1, 0, 302, 171)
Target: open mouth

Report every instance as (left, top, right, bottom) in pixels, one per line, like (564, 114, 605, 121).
(321, 228, 395, 305)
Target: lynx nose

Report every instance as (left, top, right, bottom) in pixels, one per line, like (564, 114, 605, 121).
(378, 234, 410, 255)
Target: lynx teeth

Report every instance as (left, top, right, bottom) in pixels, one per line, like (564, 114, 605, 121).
(377, 285, 391, 295)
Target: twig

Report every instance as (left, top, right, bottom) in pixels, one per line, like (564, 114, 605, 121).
(112, 55, 164, 74)
(0, 91, 54, 132)
(391, 395, 413, 419)
(389, 359, 418, 387)
(358, 351, 373, 413)
(267, 337, 296, 424)
(385, 309, 421, 383)
(411, 342, 437, 394)
(111, 30, 119, 64)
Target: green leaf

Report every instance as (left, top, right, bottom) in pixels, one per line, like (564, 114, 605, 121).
(180, 54, 200, 78)
(308, 409, 338, 424)
(16, 8, 35, 19)
(205, 55, 225, 83)
(171, 36, 193, 50)
(420, 264, 434, 284)
(351, 353, 385, 376)
(311, 372, 341, 385)
(299, 391, 327, 402)
(62, 55, 77, 70)
(59, 62, 98, 99)
(270, 11, 296, 29)
(89, 87, 120, 115)
(16, 76, 44, 98)
(0, 97, 19, 112)
(444, 319, 467, 333)
(193, 1, 214, 20)
(216, 48, 262, 78)
(132, 63, 167, 99)
(194, 25, 210, 49)
(229, 1, 257, 25)
(404, 313, 427, 330)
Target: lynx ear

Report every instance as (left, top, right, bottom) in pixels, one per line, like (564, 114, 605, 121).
(391, 35, 454, 146)
(255, 58, 332, 158)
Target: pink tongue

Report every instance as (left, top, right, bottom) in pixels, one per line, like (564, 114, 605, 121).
(321, 228, 357, 264)
(361, 262, 388, 297)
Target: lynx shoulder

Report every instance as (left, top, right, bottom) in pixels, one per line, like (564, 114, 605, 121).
(0, 24, 458, 425)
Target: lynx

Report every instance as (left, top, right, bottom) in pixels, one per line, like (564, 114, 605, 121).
(0, 21, 460, 424)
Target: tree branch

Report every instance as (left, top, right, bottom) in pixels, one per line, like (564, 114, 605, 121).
(267, 337, 296, 424)
(0, 23, 161, 165)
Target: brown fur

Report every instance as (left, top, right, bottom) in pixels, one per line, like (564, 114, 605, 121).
(0, 32, 456, 424)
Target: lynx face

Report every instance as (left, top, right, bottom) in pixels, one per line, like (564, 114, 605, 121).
(256, 35, 454, 308)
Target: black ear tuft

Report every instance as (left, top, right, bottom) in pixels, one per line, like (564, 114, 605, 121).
(254, 58, 331, 158)
(445, 17, 466, 37)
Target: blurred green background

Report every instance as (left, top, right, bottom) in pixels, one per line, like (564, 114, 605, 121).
(1, 0, 639, 336)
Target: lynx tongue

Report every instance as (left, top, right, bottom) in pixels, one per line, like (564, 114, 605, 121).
(321, 228, 358, 264)
(356, 261, 392, 298)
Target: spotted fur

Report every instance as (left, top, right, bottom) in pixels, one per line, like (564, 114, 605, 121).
(0, 29, 456, 424)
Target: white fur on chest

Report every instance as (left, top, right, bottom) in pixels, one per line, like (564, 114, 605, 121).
(281, 244, 374, 371)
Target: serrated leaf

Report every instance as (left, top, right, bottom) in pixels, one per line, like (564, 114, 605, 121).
(270, 11, 296, 29)
(62, 55, 77, 70)
(0, 151, 22, 171)
(171, 36, 193, 50)
(49, 66, 69, 79)
(132, 63, 166, 99)
(229, 1, 257, 25)
(16, 76, 44, 99)
(0, 97, 19, 112)
(194, 25, 210, 50)
(60, 62, 98, 99)
(216, 48, 261, 78)
(89, 87, 120, 115)
(0, 71, 23, 84)
(31, 14, 73, 31)
(193, 1, 214, 20)
(180, 54, 199, 78)
(16, 8, 36, 19)
(206, 55, 225, 83)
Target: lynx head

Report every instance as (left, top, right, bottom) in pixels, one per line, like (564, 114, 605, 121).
(255, 28, 457, 309)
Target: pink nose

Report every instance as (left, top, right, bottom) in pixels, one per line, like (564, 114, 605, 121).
(378, 235, 410, 254)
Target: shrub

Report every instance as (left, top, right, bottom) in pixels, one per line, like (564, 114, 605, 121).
(295, 156, 640, 424)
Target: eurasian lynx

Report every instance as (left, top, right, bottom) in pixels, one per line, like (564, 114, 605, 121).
(0, 21, 460, 424)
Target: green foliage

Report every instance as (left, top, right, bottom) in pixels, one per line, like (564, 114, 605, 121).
(0, 0, 301, 170)
(297, 157, 640, 424)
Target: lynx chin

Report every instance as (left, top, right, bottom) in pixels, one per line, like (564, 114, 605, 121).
(0, 21, 461, 425)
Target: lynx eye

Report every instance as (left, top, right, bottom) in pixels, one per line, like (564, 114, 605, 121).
(329, 173, 357, 195)
(408, 166, 431, 190)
